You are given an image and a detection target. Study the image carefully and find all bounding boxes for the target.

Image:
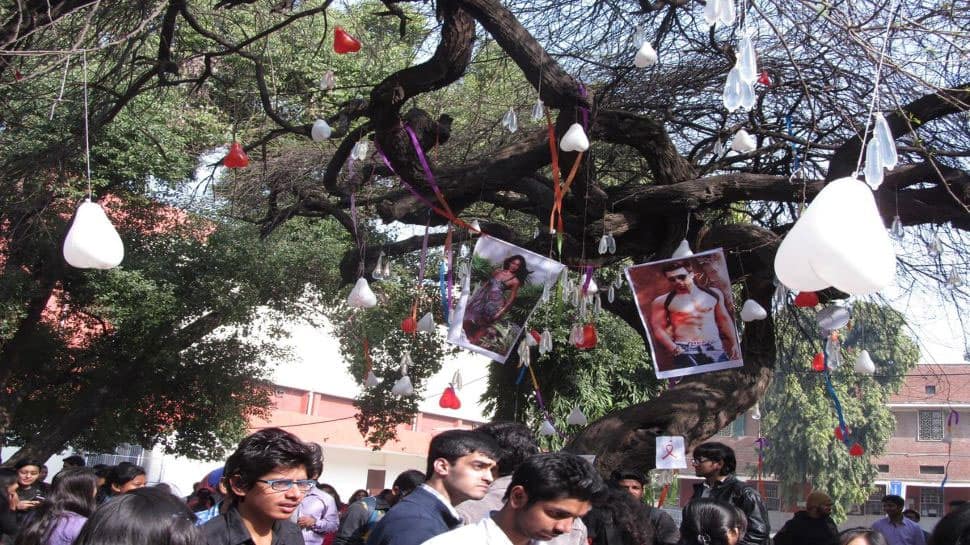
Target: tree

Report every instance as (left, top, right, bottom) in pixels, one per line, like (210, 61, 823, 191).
(761, 302, 919, 520)
(1, 0, 967, 473)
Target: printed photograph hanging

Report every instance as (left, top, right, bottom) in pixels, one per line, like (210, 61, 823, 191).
(625, 248, 743, 379)
(447, 236, 565, 363)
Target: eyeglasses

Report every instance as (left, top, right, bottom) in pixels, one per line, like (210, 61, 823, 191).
(256, 479, 317, 492)
(691, 458, 711, 465)
(666, 274, 688, 282)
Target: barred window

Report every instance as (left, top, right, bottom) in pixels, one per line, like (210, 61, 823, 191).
(763, 482, 781, 511)
(716, 417, 746, 437)
(918, 410, 944, 441)
(920, 487, 943, 517)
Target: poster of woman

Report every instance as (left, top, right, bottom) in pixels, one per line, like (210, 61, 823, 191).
(447, 236, 565, 363)
(625, 248, 744, 379)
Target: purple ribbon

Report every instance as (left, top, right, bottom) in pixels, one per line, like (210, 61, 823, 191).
(578, 83, 590, 130)
(581, 265, 593, 295)
(949, 410, 960, 427)
(374, 142, 441, 215)
(417, 219, 430, 284)
(404, 124, 445, 199)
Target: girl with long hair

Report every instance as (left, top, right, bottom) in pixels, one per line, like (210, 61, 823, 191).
(462, 254, 532, 345)
(681, 499, 747, 545)
(73, 487, 202, 545)
(14, 467, 97, 545)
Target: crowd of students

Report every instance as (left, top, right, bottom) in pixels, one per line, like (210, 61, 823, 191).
(0, 429, 968, 545)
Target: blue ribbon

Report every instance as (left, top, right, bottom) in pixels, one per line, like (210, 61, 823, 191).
(439, 261, 449, 324)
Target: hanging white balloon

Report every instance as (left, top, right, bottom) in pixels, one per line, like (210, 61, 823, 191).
(863, 136, 884, 190)
(531, 98, 545, 122)
(737, 33, 758, 83)
(730, 129, 757, 153)
(825, 335, 843, 369)
(518, 338, 531, 367)
(469, 219, 482, 236)
(560, 123, 590, 152)
(63, 200, 125, 269)
(539, 419, 557, 436)
(926, 234, 943, 258)
(539, 329, 553, 354)
(391, 375, 414, 396)
(346, 277, 378, 309)
(890, 216, 904, 240)
(311, 119, 332, 141)
(873, 113, 898, 169)
(501, 107, 518, 133)
(774, 177, 896, 295)
(672, 239, 694, 258)
(739, 299, 767, 322)
(417, 312, 435, 332)
(607, 284, 615, 303)
(723, 64, 743, 113)
(566, 406, 588, 426)
(634, 42, 658, 68)
(854, 349, 876, 375)
(598, 234, 610, 255)
(364, 370, 382, 387)
(319, 70, 336, 91)
(751, 402, 762, 420)
(351, 140, 369, 161)
(946, 266, 963, 290)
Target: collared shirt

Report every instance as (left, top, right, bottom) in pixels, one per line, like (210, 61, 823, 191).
(872, 516, 926, 545)
(421, 484, 462, 522)
(201, 505, 306, 545)
(299, 488, 340, 545)
(421, 515, 532, 545)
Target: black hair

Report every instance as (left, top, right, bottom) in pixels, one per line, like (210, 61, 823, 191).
(73, 487, 201, 545)
(953, 500, 969, 508)
(223, 427, 318, 503)
(392, 470, 425, 495)
(425, 429, 501, 477)
(317, 483, 344, 509)
(902, 509, 920, 521)
(501, 255, 533, 285)
(347, 489, 368, 504)
(15, 468, 98, 545)
(680, 499, 747, 545)
(609, 469, 647, 486)
(505, 451, 605, 506)
(838, 528, 888, 545)
(62, 456, 86, 468)
(881, 495, 904, 508)
(929, 504, 970, 545)
(306, 443, 324, 480)
(661, 261, 693, 274)
(0, 468, 18, 513)
(475, 422, 539, 477)
(108, 462, 146, 492)
(586, 486, 655, 545)
(14, 460, 42, 472)
(692, 442, 736, 476)
(93, 464, 109, 477)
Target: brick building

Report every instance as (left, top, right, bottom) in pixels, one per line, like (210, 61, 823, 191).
(674, 364, 969, 527)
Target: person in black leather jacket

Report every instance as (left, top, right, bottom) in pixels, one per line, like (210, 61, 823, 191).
(687, 442, 770, 545)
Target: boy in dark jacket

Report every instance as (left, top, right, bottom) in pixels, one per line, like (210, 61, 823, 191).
(687, 442, 770, 545)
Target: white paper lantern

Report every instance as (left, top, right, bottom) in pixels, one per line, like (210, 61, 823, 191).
(775, 177, 896, 295)
(740, 299, 767, 322)
(634, 42, 658, 68)
(854, 349, 876, 375)
(311, 119, 332, 141)
(672, 239, 694, 259)
(560, 123, 590, 152)
(566, 406, 588, 426)
(416, 312, 434, 332)
(63, 200, 124, 269)
(346, 277, 377, 308)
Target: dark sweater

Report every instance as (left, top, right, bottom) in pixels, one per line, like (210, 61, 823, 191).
(772, 511, 839, 545)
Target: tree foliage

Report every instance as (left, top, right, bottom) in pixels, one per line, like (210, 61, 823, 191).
(0, 0, 967, 472)
(762, 302, 919, 520)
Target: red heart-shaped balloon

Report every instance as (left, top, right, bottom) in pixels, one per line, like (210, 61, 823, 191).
(400, 316, 417, 334)
(223, 141, 249, 168)
(530, 329, 542, 344)
(834, 426, 845, 441)
(812, 352, 826, 372)
(848, 442, 865, 457)
(794, 291, 819, 307)
(439, 386, 461, 409)
(333, 27, 361, 54)
(758, 70, 771, 86)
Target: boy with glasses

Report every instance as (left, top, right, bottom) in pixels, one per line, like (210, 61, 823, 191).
(687, 442, 769, 545)
(203, 428, 321, 545)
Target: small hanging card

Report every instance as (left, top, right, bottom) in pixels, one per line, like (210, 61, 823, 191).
(655, 436, 687, 469)
(447, 236, 565, 363)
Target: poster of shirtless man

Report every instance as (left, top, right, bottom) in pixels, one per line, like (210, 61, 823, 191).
(625, 248, 743, 379)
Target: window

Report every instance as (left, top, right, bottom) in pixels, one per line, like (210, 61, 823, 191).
(920, 465, 946, 475)
(716, 417, 746, 437)
(365, 469, 386, 496)
(86, 444, 147, 467)
(877, 464, 890, 473)
(925, 385, 937, 395)
(918, 410, 945, 441)
(865, 485, 887, 515)
(920, 487, 944, 517)
(763, 482, 781, 511)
